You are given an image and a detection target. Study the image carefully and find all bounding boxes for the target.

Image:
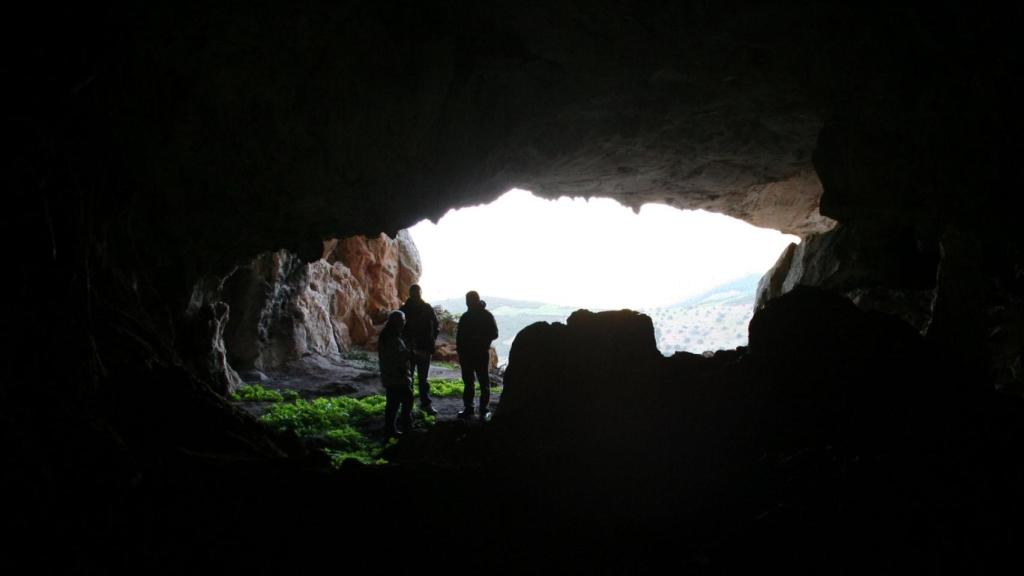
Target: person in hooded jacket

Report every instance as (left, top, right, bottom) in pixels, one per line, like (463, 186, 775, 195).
(399, 284, 440, 415)
(455, 290, 498, 420)
(378, 310, 413, 435)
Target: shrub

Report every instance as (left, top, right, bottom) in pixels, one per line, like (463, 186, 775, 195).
(231, 384, 285, 402)
(259, 395, 393, 466)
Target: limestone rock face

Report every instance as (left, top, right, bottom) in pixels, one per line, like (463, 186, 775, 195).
(755, 223, 940, 330)
(321, 230, 422, 320)
(221, 233, 420, 372)
(181, 300, 243, 396)
(733, 171, 836, 236)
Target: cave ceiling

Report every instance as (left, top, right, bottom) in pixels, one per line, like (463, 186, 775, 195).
(89, 1, 857, 276)
(18, 2, 1013, 283)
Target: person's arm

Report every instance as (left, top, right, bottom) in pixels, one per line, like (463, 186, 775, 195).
(456, 315, 467, 352)
(379, 335, 398, 379)
(429, 305, 439, 341)
(488, 312, 498, 342)
(396, 337, 410, 362)
(378, 336, 388, 373)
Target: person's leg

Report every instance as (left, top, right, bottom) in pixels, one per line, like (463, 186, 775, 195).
(415, 353, 432, 407)
(398, 383, 413, 431)
(384, 387, 399, 433)
(460, 356, 476, 414)
(477, 353, 491, 414)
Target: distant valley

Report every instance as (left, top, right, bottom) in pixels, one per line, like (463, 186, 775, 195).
(434, 274, 761, 364)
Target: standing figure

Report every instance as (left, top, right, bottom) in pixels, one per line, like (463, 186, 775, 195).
(400, 284, 440, 416)
(379, 310, 413, 435)
(456, 291, 498, 420)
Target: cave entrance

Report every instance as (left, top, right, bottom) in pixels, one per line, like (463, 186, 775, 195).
(221, 187, 798, 462)
(409, 189, 799, 362)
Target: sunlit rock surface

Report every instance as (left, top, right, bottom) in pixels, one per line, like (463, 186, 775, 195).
(222, 232, 421, 373)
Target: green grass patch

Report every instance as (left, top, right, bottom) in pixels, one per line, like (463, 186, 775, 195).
(231, 384, 285, 402)
(427, 377, 502, 397)
(260, 396, 386, 434)
(415, 406, 438, 427)
(427, 378, 464, 397)
(259, 395, 392, 466)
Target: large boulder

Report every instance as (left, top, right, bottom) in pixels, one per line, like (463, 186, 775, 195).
(499, 308, 662, 438)
(495, 287, 953, 524)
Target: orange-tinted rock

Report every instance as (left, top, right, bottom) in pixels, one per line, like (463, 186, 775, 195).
(221, 232, 421, 371)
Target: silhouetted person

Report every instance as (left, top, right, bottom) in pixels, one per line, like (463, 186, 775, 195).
(456, 291, 498, 420)
(400, 284, 440, 415)
(379, 310, 412, 435)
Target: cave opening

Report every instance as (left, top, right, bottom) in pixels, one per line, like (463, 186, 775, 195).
(214, 185, 801, 468)
(409, 188, 799, 361)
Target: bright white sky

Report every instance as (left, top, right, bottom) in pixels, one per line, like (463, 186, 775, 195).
(408, 188, 799, 310)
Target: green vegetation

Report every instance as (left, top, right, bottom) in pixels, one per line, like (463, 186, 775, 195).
(261, 396, 386, 435)
(345, 347, 379, 371)
(260, 395, 392, 465)
(230, 372, 506, 467)
(415, 406, 438, 427)
(428, 377, 501, 397)
(428, 378, 464, 397)
(231, 384, 285, 402)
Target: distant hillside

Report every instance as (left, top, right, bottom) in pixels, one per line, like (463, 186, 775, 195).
(638, 274, 760, 355)
(434, 297, 577, 364)
(431, 274, 761, 363)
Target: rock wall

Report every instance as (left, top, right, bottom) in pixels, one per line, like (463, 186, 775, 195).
(752, 216, 1022, 391)
(221, 231, 421, 376)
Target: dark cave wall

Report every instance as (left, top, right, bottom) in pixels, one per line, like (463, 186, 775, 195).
(15, 3, 1019, 293)
(43, 0, 848, 285)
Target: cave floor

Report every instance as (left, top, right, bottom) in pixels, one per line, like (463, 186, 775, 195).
(233, 353, 504, 427)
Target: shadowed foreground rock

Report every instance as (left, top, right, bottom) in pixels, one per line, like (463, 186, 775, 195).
(494, 288, 1024, 569)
